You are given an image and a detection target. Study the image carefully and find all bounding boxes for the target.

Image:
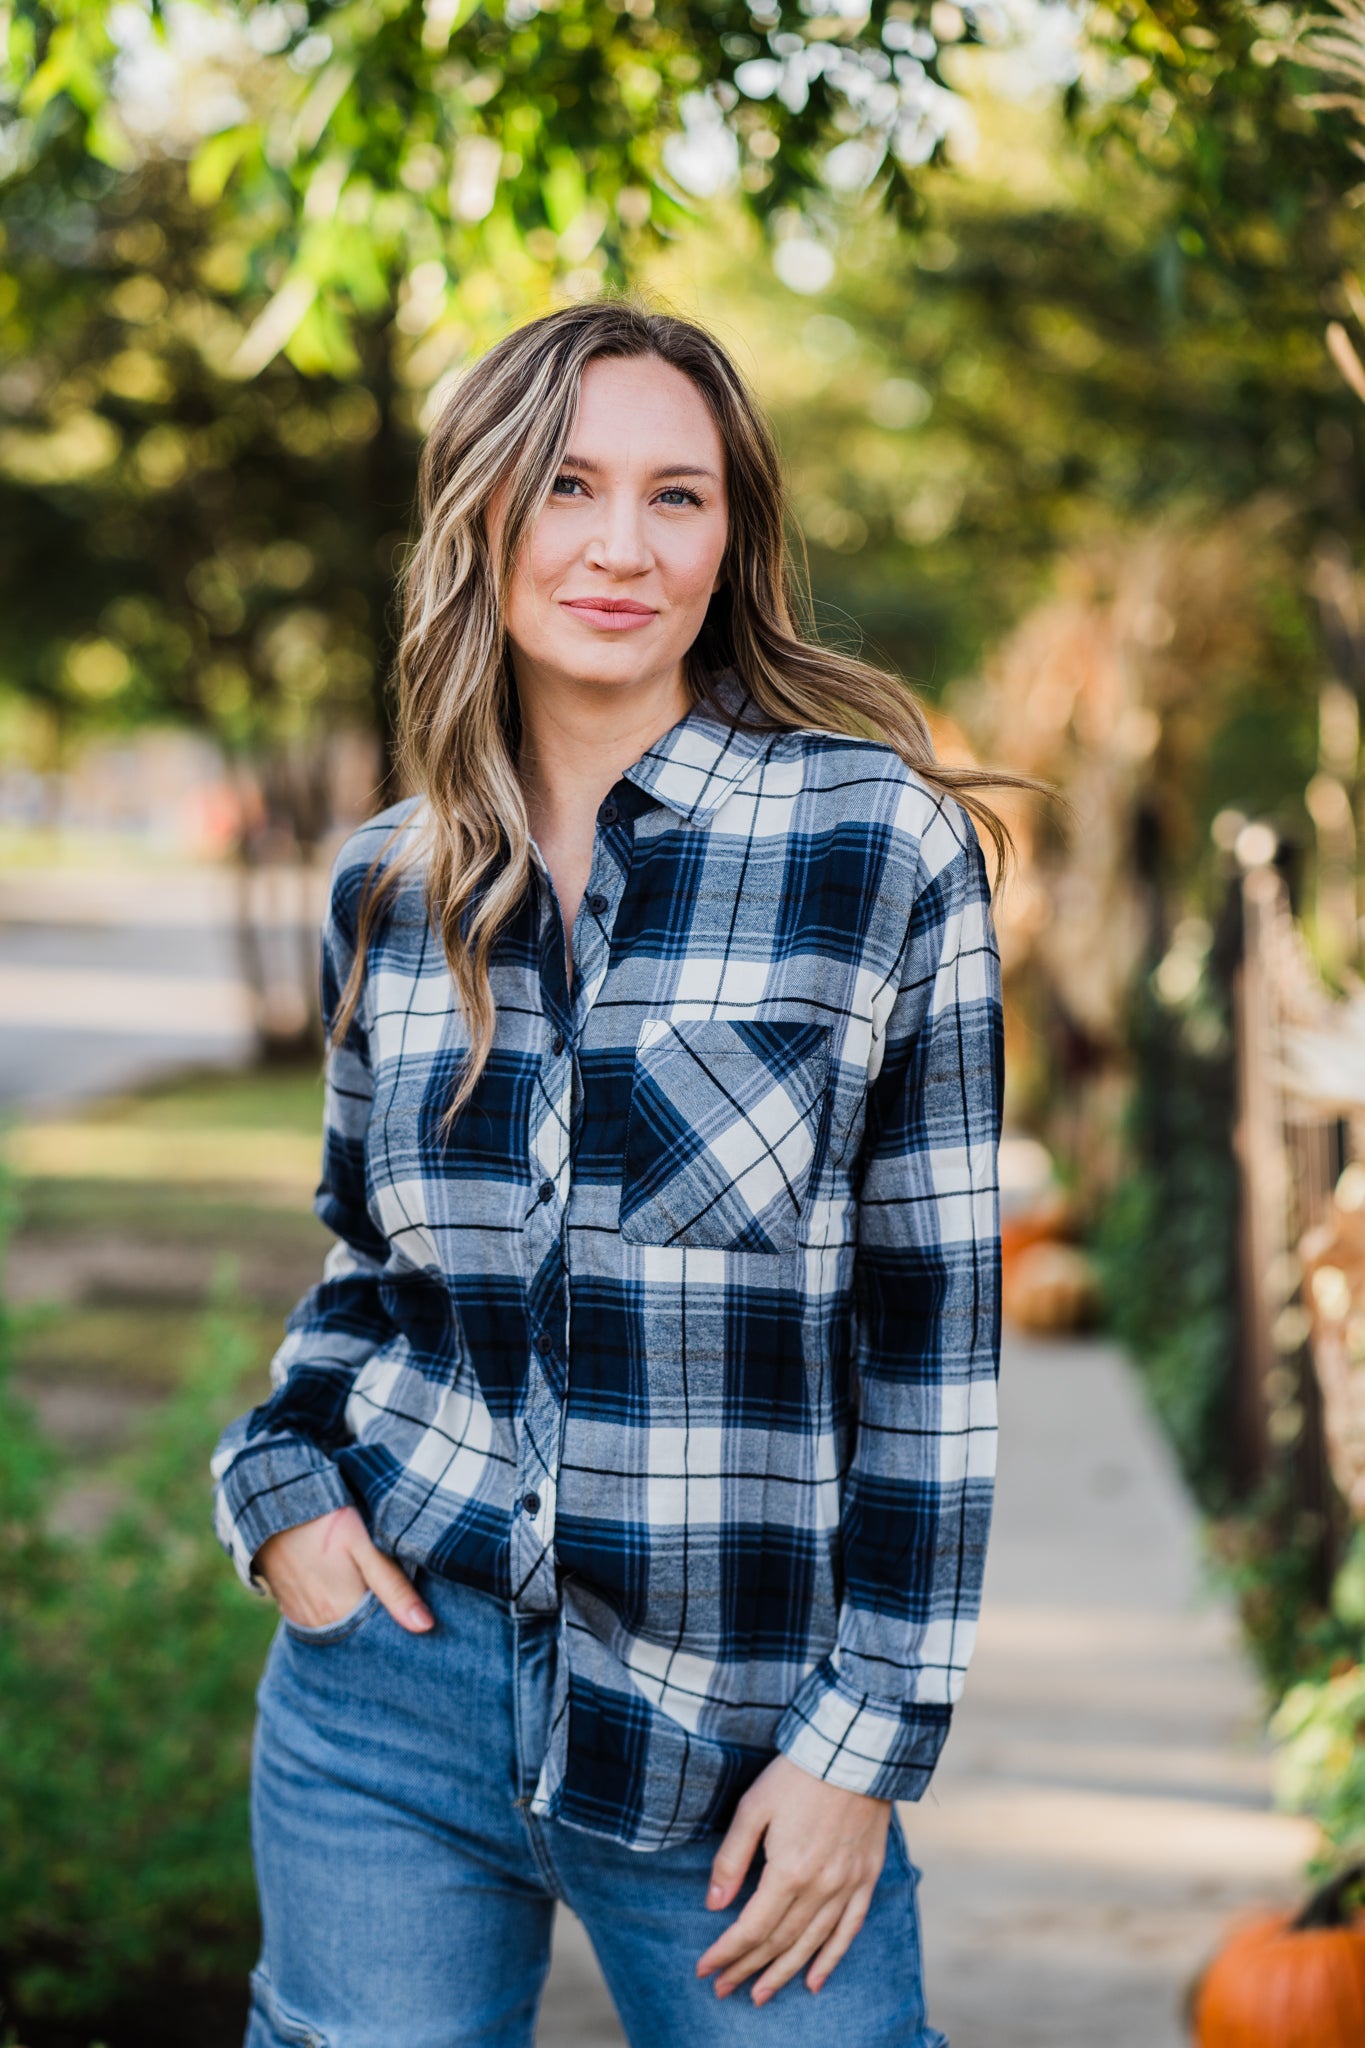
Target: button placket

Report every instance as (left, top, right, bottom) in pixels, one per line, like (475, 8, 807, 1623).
(514, 809, 630, 1619)
(513, 878, 571, 1613)
(570, 803, 629, 1024)
(511, 1359, 562, 1607)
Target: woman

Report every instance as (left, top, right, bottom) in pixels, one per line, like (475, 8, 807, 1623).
(212, 299, 1011, 2048)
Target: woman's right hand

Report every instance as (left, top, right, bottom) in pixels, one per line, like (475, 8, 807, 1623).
(255, 1505, 434, 1633)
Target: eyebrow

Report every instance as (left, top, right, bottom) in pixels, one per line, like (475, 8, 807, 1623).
(559, 452, 721, 483)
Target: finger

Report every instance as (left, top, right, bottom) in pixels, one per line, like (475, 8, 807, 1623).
(352, 1532, 433, 1631)
(705, 1794, 767, 1914)
(710, 1892, 818, 1996)
(750, 1895, 846, 2007)
(805, 1885, 874, 1994)
(697, 1865, 796, 1978)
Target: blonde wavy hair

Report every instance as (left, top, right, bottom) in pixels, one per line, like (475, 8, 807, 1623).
(333, 297, 1036, 1126)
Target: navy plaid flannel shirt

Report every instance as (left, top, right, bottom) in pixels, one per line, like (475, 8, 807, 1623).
(212, 670, 1004, 1850)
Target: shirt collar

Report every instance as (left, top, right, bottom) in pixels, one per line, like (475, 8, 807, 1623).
(622, 669, 777, 824)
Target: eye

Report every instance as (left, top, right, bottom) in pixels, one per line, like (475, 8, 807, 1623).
(657, 485, 703, 508)
(551, 472, 588, 497)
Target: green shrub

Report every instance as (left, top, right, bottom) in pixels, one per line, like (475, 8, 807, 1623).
(1272, 1660, 1365, 1866)
(1206, 1475, 1360, 1701)
(1266, 1526, 1365, 1866)
(0, 1169, 274, 2030)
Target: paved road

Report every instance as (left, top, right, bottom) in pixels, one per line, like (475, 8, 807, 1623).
(536, 1332, 1313, 2048)
(0, 865, 305, 1112)
(3, 866, 1312, 2044)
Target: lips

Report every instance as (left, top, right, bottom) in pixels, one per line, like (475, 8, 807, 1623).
(560, 597, 657, 630)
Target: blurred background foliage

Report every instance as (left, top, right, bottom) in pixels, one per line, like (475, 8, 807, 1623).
(0, 1182, 279, 2041)
(11, 0, 1365, 2033)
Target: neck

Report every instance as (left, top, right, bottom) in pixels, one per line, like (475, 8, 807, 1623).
(514, 660, 693, 830)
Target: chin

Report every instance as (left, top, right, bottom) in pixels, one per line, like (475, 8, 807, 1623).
(554, 645, 682, 690)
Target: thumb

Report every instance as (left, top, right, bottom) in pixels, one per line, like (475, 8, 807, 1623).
(707, 1791, 767, 1910)
(352, 1530, 433, 1633)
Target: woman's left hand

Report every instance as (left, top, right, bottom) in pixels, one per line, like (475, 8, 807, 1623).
(695, 1755, 892, 2005)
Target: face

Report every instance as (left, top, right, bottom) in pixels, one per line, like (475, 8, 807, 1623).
(493, 353, 729, 701)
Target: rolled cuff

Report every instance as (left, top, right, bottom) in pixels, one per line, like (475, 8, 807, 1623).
(213, 1438, 354, 1594)
(774, 1655, 952, 1802)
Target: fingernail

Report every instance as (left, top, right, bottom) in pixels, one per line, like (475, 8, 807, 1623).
(707, 1881, 724, 1902)
(406, 1603, 434, 1630)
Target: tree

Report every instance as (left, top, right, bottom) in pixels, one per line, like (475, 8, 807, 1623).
(6, 0, 1009, 374)
(643, 46, 1344, 757)
(1, 0, 1035, 1049)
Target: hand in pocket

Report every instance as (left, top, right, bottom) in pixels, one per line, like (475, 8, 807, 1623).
(256, 1504, 434, 1633)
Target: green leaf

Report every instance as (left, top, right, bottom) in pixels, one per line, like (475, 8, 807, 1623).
(541, 148, 586, 235)
(420, 0, 481, 56)
(480, 203, 534, 280)
(284, 295, 362, 379)
(294, 60, 356, 156)
(188, 127, 255, 208)
(84, 104, 136, 172)
(297, 221, 390, 315)
(19, 23, 79, 117)
(227, 275, 318, 378)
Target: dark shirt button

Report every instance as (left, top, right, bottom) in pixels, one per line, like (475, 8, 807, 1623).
(551, 1031, 565, 1056)
(534, 1332, 553, 1356)
(599, 799, 618, 825)
(587, 892, 608, 915)
(538, 1178, 555, 1204)
(521, 1491, 541, 1517)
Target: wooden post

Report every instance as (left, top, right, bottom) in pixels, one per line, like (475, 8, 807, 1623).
(1231, 863, 1285, 1492)
(1232, 847, 1347, 1587)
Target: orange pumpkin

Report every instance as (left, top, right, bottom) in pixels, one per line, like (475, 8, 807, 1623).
(1192, 1866, 1365, 2046)
(999, 1189, 1078, 1278)
(1001, 1241, 1101, 1333)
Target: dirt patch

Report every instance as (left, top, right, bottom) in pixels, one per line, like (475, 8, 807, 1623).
(11, 1228, 326, 1310)
(15, 1375, 160, 1454)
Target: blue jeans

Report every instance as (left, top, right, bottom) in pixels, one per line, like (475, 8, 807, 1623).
(246, 1570, 947, 2048)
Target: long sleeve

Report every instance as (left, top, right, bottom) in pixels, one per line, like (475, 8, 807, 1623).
(774, 802, 1004, 1800)
(211, 855, 396, 1591)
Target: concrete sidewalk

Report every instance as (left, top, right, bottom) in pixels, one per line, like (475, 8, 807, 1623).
(535, 1332, 1315, 2046)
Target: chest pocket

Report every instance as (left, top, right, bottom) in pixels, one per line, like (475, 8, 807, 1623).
(619, 1018, 832, 1255)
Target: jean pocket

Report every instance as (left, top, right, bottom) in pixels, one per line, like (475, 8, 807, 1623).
(281, 1587, 379, 1647)
(247, 1964, 329, 2047)
(619, 1017, 831, 1253)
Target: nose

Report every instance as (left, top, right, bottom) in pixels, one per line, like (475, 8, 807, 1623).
(584, 489, 651, 578)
